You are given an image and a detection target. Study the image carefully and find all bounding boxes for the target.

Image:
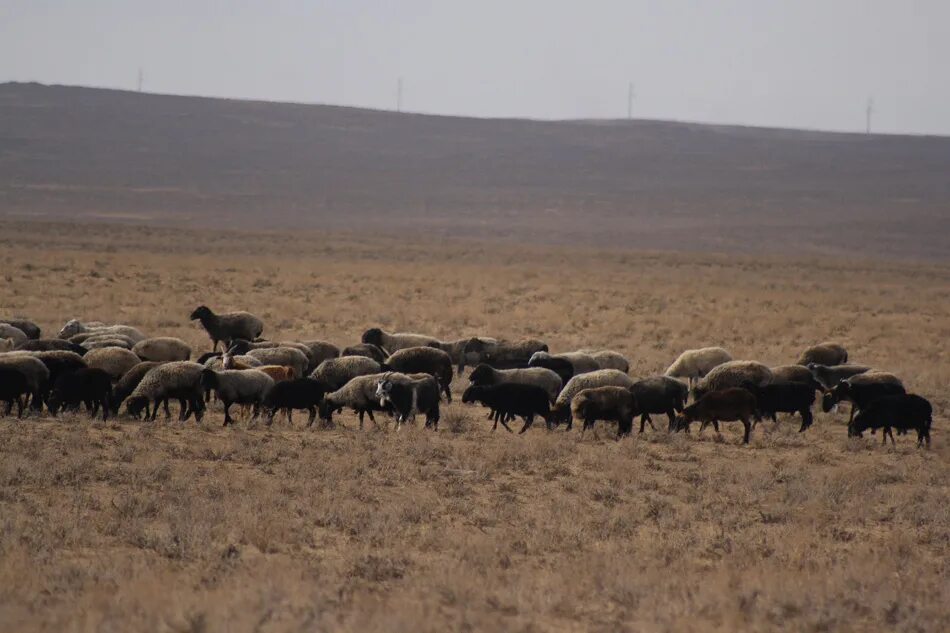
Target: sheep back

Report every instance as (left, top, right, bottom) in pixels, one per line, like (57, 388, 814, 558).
(132, 337, 192, 362)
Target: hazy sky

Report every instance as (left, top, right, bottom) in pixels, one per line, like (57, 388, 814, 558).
(2, 1, 947, 135)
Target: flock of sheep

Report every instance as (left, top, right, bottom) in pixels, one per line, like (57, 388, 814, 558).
(0, 306, 935, 446)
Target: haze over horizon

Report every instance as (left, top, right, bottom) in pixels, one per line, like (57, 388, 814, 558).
(2, 1, 947, 135)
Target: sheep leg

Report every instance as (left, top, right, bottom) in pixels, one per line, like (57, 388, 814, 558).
(741, 417, 751, 444)
(498, 413, 514, 433)
(4, 400, 12, 416)
(286, 408, 293, 426)
(307, 407, 316, 427)
(223, 403, 233, 427)
(518, 415, 534, 434)
(358, 410, 365, 429)
(163, 399, 172, 420)
(366, 409, 378, 427)
(799, 409, 813, 433)
(149, 401, 160, 422)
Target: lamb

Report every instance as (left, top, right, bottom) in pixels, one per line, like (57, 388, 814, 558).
(112, 361, 164, 410)
(341, 343, 388, 364)
(467, 363, 563, 403)
(82, 347, 141, 381)
(0, 367, 30, 417)
(132, 337, 192, 362)
(376, 373, 442, 430)
(434, 336, 498, 375)
(674, 388, 759, 444)
(263, 378, 333, 426)
(742, 381, 817, 432)
(665, 347, 733, 388)
(0, 354, 49, 412)
(0, 324, 28, 347)
(770, 365, 823, 391)
(361, 328, 439, 354)
(382, 346, 454, 402)
(629, 376, 689, 432)
(550, 369, 636, 429)
(310, 356, 382, 391)
(461, 383, 551, 433)
(571, 386, 639, 437)
(299, 340, 341, 368)
(0, 318, 40, 340)
(807, 364, 871, 390)
(579, 350, 631, 373)
(822, 373, 905, 424)
(125, 361, 206, 422)
(15, 339, 87, 355)
(47, 368, 114, 421)
(849, 394, 933, 446)
(462, 338, 549, 370)
(319, 372, 395, 428)
(797, 342, 848, 367)
(691, 360, 773, 400)
(200, 368, 274, 426)
(254, 365, 297, 383)
(189, 305, 264, 351)
(57, 320, 146, 343)
(529, 351, 601, 376)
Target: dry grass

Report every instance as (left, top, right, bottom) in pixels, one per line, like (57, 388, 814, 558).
(1, 221, 948, 632)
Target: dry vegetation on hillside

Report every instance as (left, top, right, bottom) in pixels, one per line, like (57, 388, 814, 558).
(1, 221, 948, 632)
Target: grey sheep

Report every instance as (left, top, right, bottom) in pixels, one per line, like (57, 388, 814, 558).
(112, 361, 164, 409)
(244, 347, 309, 379)
(0, 318, 40, 340)
(435, 336, 498, 375)
(200, 368, 274, 426)
(797, 342, 848, 367)
(310, 356, 382, 391)
(82, 336, 136, 350)
(341, 343, 388, 364)
(530, 351, 601, 376)
(57, 320, 146, 343)
(83, 347, 142, 380)
(579, 349, 631, 373)
(551, 369, 635, 429)
(132, 337, 192, 362)
(0, 324, 28, 347)
(299, 340, 340, 368)
(770, 365, 822, 390)
(16, 339, 86, 355)
(464, 338, 549, 371)
(8, 350, 87, 390)
(467, 363, 562, 403)
(126, 361, 206, 422)
(203, 354, 262, 370)
(275, 342, 316, 371)
(361, 328, 440, 354)
(0, 353, 50, 411)
(319, 372, 398, 428)
(807, 363, 871, 390)
(665, 347, 733, 388)
(692, 360, 773, 400)
(189, 305, 264, 351)
(382, 346, 453, 402)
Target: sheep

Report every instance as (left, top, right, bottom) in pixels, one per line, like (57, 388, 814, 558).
(15, 339, 86, 355)
(674, 388, 759, 444)
(797, 342, 848, 367)
(189, 305, 264, 351)
(10, 350, 88, 395)
(822, 373, 905, 424)
(0, 339, 13, 353)
(692, 360, 773, 400)
(571, 386, 638, 437)
(273, 342, 316, 371)
(361, 328, 440, 354)
(112, 361, 164, 410)
(319, 372, 395, 428)
(742, 381, 817, 432)
(849, 394, 933, 446)
(125, 361, 206, 422)
(525, 355, 574, 386)
(82, 347, 141, 381)
(204, 352, 262, 370)
(579, 349, 631, 373)
(770, 365, 823, 391)
(341, 343, 388, 364)
(310, 356, 382, 391)
(0, 318, 40, 340)
(254, 365, 297, 383)
(529, 351, 601, 376)
(467, 363, 563, 403)
(263, 378, 333, 426)
(550, 369, 636, 429)
(376, 373, 442, 430)
(0, 324, 28, 347)
(461, 383, 552, 433)
(132, 337, 191, 362)
(57, 320, 146, 343)
(0, 354, 49, 412)
(382, 346, 453, 402)
(299, 340, 341, 368)
(200, 368, 274, 426)
(665, 347, 733, 388)
(241, 347, 309, 380)
(82, 336, 136, 350)
(629, 376, 690, 433)
(807, 363, 871, 390)
(47, 368, 114, 421)
(434, 336, 498, 375)
(0, 367, 30, 417)
(462, 337, 549, 370)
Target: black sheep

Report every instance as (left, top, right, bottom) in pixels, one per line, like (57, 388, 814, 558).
(822, 380, 905, 423)
(0, 367, 30, 417)
(341, 343, 388, 364)
(675, 388, 759, 444)
(629, 376, 689, 433)
(263, 378, 332, 426)
(377, 376, 441, 430)
(461, 383, 551, 433)
(382, 346, 454, 402)
(849, 394, 933, 446)
(1, 318, 41, 340)
(15, 339, 85, 355)
(526, 356, 574, 387)
(47, 368, 114, 420)
(743, 380, 817, 432)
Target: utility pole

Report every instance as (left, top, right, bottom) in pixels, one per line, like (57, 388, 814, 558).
(865, 96, 873, 134)
(397, 77, 403, 113)
(137, 68, 144, 93)
(627, 82, 635, 120)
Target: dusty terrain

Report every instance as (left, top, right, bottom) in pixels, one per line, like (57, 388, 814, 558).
(2, 83, 949, 259)
(0, 222, 948, 632)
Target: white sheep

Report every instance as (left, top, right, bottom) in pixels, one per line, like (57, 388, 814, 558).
(664, 347, 733, 388)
